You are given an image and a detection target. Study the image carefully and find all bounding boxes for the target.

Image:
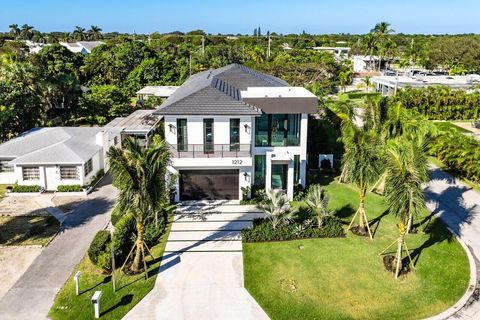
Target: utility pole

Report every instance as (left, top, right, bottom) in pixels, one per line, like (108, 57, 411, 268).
(201, 35, 205, 54)
(189, 54, 192, 76)
(267, 36, 271, 58)
(148, 34, 151, 45)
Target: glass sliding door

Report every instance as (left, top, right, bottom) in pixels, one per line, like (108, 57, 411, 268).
(203, 118, 214, 153)
(177, 119, 188, 152)
(271, 164, 288, 190)
(254, 114, 301, 147)
(230, 118, 240, 151)
(255, 114, 269, 147)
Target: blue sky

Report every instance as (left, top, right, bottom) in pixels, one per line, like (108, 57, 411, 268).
(2, 0, 479, 35)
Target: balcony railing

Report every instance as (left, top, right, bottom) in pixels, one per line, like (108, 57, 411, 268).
(169, 144, 251, 158)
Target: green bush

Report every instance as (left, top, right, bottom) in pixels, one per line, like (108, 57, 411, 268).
(346, 92, 380, 99)
(88, 230, 111, 265)
(242, 216, 344, 242)
(97, 251, 112, 271)
(110, 205, 123, 226)
(112, 213, 134, 261)
(12, 184, 40, 193)
(143, 220, 165, 247)
(88, 169, 105, 188)
(57, 185, 82, 192)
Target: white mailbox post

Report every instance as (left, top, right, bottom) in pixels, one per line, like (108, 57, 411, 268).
(91, 291, 102, 318)
(73, 271, 81, 296)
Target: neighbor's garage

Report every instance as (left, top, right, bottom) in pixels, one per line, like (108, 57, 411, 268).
(179, 169, 239, 200)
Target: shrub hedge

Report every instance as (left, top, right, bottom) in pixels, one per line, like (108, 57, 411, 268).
(88, 230, 111, 266)
(345, 92, 380, 100)
(242, 216, 344, 242)
(57, 184, 82, 192)
(12, 184, 40, 193)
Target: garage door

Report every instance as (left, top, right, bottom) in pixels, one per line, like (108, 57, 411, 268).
(180, 170, 239, 200)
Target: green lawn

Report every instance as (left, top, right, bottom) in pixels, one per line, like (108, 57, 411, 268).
(0, 215, 59, 246)
(243, 175, 469, 320)
(49, 221, 172, 320)
(433, 121, 472, 134)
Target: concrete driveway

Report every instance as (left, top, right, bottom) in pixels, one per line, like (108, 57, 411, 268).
(425, 168, 480, 319)
(0, 175, 117, 320)
(124, 201, 269, 320)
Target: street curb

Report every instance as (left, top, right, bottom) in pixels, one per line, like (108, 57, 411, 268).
(424, 226, 478, 320)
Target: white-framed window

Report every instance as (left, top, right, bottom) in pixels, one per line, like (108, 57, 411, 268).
(60, 166, 79, 180)
(84, 158, 93, 176)
(114, 136, 119, 146)
(0, 161, 13, 173)
(22, 167, 40, 180)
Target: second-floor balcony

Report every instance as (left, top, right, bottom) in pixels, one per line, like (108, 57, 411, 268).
(169, 144, 251, 158)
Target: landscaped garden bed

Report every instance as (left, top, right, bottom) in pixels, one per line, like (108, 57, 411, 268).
(0, 215, 60, 246)
(49, 218, 172, 320)
(243, 177, 470, 320)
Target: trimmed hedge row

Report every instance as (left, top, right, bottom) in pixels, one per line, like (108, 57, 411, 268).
(345, 92, 380, 100)
(12, 184, 40, 193)
(242, 216, 344, 242)
(57, 184, 82, 192)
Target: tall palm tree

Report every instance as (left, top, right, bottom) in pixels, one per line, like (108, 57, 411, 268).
(342, 127, 381, 239)
(8, 24, 20, 39)
(88, 25, 103, 40)
(108, 137, 170, 275)
(362, 34, 377, 70)
(304, 185, 333, 228)
(20, 24, 35, 40)
(72, 26, 86, 41)
(371, 22, 395, 40)
(382, 136, 429, 278)
(247, 46, 265, 64)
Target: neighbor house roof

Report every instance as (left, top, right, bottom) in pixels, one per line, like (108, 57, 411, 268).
(154, 63, 318, 115)
(372, 74, 480, 89)
(0, 127, 105, 165)
(154, 64, 290, 116)
(136, 86, 180, 98)
(106, 109, 162, 134)
(59, 41, 104, 54)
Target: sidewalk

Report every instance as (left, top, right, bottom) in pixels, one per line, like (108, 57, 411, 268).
(425, 168, 480, 319)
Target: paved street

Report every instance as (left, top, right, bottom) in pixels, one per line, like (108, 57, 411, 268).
(0, 176, 117, 320)
(124, 201, 269, 320)
(425, 168, 480, 319)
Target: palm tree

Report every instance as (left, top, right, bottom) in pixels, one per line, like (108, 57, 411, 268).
(361, 76, 372, 93)
(107, 137, 170, 275)
(88, 25, 103, 40)
(338, 70, 352, 93)
(258, 189, 293, 229)
(304, 185, 333, 228)
(342, 127, 381, 239)
(381, 136, 429, 278)
(72, 26, 86, 41)
(8, 24, 20, 39)
(362, 34, 377, 70)
(371, 22, 395, 40)
(20, 24, 35, 40)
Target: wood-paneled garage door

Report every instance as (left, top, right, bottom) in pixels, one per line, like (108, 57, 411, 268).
(179, 170, 239, 200)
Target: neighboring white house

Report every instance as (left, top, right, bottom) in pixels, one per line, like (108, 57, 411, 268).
(155, 64, 317, 201)
(313, 46, 351, 59)
(59, 41, 105, 54)
(107, 109, 162, 147)
(372, 74, 480, 96)
(0, 127, 121, 190)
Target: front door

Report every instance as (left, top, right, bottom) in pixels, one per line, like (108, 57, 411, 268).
(271, 164, 288, 190)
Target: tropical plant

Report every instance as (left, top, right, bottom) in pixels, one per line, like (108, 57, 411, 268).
(258, 189, 294, 230)
(107, 137, 170, 275)
(72, 26, 86, 41)
(88, 25, 103, 40)
(381, 136, 429, 278)
(360, 76, 373, 93)
(20, 24, 35, 40)
(342, 127, 381, 239)
(8, 24, 20, 39)
(304, 185, 334, 228)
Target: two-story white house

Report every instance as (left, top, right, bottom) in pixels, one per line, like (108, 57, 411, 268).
(155, 64, 317, 202)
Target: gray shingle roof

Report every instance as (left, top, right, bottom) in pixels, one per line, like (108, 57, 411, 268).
(0, 127, 105, 165)
(154, 64, 288, 116)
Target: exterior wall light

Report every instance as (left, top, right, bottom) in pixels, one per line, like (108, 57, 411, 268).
(168, 124, 176, 133)
(243, 172, 250, 182)
(244, 124, 250, 134)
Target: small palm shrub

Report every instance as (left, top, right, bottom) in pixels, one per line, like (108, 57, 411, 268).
(304, 185, 334, 228)
(258, 189, 295, 229)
